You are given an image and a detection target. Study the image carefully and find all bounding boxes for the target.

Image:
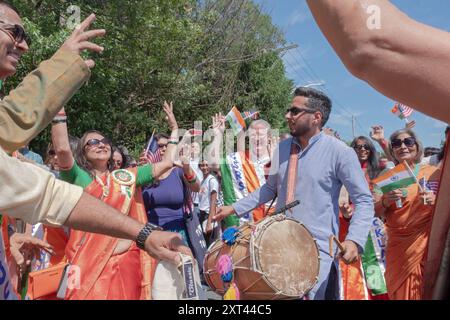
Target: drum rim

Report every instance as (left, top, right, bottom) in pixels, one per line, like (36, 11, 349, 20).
(251, 216, 321, 298)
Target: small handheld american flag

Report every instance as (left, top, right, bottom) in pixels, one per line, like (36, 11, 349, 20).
(419, 177, 440, 194)
(392, 103, 414, 120)
(144, 130, 163, 164)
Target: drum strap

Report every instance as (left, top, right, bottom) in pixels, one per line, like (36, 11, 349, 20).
(286, 142, 300, 214)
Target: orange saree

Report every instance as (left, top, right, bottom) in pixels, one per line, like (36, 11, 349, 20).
(384, 164, 440, 300)
(65, 168, 155, 300)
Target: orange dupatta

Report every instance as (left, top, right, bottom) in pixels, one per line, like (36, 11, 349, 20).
(384, 165, 440, 300)
(65, 168, 155, 300)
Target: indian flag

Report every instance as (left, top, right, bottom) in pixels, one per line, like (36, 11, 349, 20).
(226, 106, 246, 136)
(372, 162, 416, 193)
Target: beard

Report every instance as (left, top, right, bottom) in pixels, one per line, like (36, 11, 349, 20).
(290, 123, 312, 138)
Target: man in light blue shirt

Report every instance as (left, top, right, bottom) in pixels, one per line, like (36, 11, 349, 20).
(215, 87, 374, 300)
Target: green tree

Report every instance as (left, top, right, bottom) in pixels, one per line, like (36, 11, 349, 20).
(4, 0, 293, 158)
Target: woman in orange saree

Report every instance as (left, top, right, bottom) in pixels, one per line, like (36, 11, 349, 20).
(52, 101, 179, 300)
(374, 129, 440, 300)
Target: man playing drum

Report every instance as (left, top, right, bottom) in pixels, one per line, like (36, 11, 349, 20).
(215, 87, 374, 300)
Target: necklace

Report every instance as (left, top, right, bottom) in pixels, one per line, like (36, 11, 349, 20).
(95, 172, 110, 198)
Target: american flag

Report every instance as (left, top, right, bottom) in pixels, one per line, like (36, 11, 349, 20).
(145, 136, 162, 164)
(392, 103, 414, 119)
(419, 177, 440, 194)
(242, 109, 260, 120)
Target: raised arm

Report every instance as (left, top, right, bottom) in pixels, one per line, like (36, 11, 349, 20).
(152, 101, 178, 179)
(370, 125, 394, 162)
(51, 107, 74, 170)
(306, 0, 450, 123)
(204, 113, 226, 167)
(0, 14, 105, 153)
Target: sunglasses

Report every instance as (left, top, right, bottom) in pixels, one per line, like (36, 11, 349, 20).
(84, 137, 111, 148)
(0, 21, 31, 46)
(286, 107, 317, 116)
(157, 143, 168, 149)
(354, 144, 370, 151)
(391, 137, 416, 149)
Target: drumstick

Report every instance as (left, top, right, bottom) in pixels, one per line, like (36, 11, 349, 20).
(329, 235, 345, 257)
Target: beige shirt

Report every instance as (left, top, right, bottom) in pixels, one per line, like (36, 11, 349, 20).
(0, 48, 90, 226)
(0, 147, 83, 226)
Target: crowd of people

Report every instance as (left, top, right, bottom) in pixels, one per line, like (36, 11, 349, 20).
(1, 0, 449, 301)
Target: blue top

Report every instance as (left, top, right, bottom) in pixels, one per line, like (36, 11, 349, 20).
(142, 167, 187, 231)
(232, 132, 374, 299)
(19, 147, 43, 165)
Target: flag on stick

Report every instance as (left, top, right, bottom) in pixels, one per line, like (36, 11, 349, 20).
(144, 129, 162, 164)
(391, 103, 414, 122)
(242, 110, 260, 120)
(372, 162, 417, 193)
(226, 106, 247, 136)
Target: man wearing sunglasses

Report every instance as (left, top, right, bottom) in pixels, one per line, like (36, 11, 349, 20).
(303, 0, 450, 299)
(214, 87, 374, 300)
(0, 1, 190, 299)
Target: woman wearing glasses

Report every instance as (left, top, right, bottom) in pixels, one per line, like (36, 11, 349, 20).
(50, 102, 179, 300)
(338, 137, 389, 300)
(373, 129, 441, 300)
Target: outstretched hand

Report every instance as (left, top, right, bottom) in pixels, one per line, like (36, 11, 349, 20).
(61, 13, 106, 69)
(10, 233, 54, 274)
(144, 230, 193, 265)
(213, 206, 236, 222)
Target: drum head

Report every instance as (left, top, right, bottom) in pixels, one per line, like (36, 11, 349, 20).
(253, 218, 320, 297)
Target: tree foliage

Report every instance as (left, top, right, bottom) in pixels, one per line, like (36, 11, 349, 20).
(4, 0, 293, 157)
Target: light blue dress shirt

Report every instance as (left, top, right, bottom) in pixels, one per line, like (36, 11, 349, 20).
(232, 132, 374, 299)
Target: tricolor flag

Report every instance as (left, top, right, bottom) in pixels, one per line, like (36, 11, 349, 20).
(391, 103, 414, 120)
(372, 162, 416, 193)
(226, 106, 247, 136)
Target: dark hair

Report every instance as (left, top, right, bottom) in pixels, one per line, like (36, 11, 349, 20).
(112, 146, 127, 169)
(68, 135, 79, 155)
(424, 147, 441, 157)
(75, 130, 114, 177)
(155, 133, 170, 142)
(350, 136, 380, 180)
(294, 87, 332, 128)
(0, 1, 20, 16)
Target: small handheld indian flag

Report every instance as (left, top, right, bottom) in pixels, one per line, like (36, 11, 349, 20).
(226, 106, 247, 136)
(372, 162, 416, 193)
(391, 103, 414, 122)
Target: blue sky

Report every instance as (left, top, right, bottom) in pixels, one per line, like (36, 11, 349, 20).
(254, 0, 449, 148)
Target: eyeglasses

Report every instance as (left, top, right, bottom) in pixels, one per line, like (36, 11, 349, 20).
(391, 137, 416, 149)
(354, 144, 370, 151)
(286, 107, 317, 116)
(84, 137, 111, 148)
(0, 21, 31, 46)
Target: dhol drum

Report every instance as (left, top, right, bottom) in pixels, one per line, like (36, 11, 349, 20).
(203, 214, 320, 300)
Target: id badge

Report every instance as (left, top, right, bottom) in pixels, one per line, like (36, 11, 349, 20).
(180, 256, 199, 300)
(56, 264, 71, 299)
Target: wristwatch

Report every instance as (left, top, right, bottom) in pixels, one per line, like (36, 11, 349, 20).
(136, 222, 163, 250)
